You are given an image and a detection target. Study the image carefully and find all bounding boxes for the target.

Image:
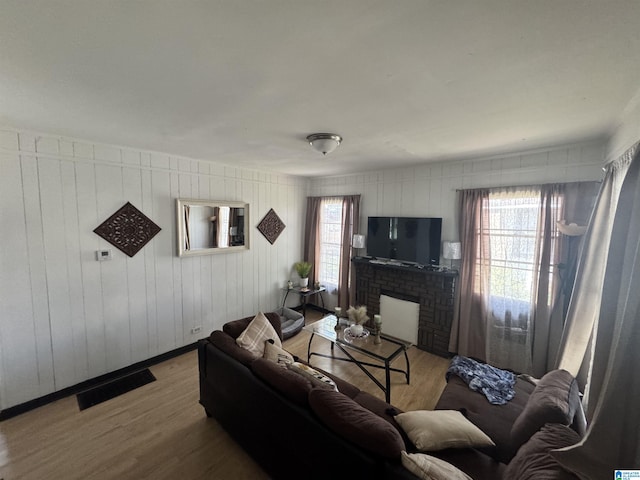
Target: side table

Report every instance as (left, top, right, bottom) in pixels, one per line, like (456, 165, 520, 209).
(281, 286, 326, 316)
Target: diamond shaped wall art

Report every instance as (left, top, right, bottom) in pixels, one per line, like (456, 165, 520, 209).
(257, 208, 286, 245)
(93, 202, 161, 257)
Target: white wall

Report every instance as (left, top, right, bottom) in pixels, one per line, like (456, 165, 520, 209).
(310, 141, 606, 306)
(608, 88, 640, 160)
(311, 141, 606, 242)
(0, 128, 308, 410)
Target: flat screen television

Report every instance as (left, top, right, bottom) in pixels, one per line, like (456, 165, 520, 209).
(367, 216, 442, 265)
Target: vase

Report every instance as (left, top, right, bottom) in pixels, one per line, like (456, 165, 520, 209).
(350, 324, 364, 336)
(300, 277, 309, 288)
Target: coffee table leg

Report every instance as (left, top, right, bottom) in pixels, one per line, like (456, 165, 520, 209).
(385, 360, 391, 403)
(307, 333, 315, 363)
(404, 349, 410, 384)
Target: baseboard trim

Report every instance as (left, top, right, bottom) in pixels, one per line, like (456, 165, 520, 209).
(0, 342, 198, 421)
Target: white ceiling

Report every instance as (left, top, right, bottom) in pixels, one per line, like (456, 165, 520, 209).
(1, 1, 639, 177)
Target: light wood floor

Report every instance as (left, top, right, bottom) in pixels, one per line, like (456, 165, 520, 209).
(0, 310, 449, 480)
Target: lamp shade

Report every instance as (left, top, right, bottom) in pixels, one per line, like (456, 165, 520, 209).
(352, 234, 366, 249)
(443, 241, 461, 260)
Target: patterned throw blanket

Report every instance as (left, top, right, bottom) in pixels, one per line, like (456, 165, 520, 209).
(446, 355, 516, 405)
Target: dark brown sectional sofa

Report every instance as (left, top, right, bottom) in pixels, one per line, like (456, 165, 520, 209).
(198, 312, 586, 479)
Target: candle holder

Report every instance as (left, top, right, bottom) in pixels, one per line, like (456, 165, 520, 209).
(334, 307, 342, 331)
(374, 314, 382, 344)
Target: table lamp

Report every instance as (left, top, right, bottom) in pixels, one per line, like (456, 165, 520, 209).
(443, 241, 461, 269)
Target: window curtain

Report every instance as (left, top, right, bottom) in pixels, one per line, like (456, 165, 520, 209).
(553, 147, 640, 479)
(303, 195, 360, 310)
(451, 183, 597, 375)
(449, 188, 490, 363)
(556, 145, 636, 381)
(338, 195, 360, 311)
(303, 196, 322, 287)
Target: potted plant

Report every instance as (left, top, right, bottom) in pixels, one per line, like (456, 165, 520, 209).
(294, 261, 312, 288)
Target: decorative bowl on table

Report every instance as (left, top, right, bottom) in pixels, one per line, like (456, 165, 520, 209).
(343, 326, 370, 343)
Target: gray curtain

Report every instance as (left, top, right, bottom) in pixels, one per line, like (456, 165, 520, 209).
(553, 147, 640, 479)
(451, 183, 598, 375)
(556, 146, 635, 380)
(449, 189, 490, 361)
(338, 195, 360, 311)
(303, 197, 322, 286)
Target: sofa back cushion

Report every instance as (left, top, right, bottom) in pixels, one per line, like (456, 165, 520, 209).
(251, 357, 313, 406)
(208, 330, 257, 366)
(308, 388, 405, 459)
(510, 369, 580, 451)
(505, 423, 580, 479)
(223, 311, 283, 341)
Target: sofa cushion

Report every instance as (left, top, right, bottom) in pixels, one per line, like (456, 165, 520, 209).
(395, 410, 495, 452)
(251, 357, 313, 406)
(352, 391, 410, 448)
(223, 311, 283, 341)
(236, 311, 282, 357)
(263, 339, 294, 367)
(435, 375, 535, 463)
(510, 369, 580, 452)
(308, 388, 405, 459)
(208, 330, 257, 366)
(505, 423, 581, 479)
(288, 362, 338, 391)
(401, 451, 472, 480)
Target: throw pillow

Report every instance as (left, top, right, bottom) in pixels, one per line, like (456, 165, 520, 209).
(224, 311, 283, 340)
(308, 388, 405, 459)
(505, 423, 581, 479)
(287, 362, 338, 391)
(263, 339, 294, 367)
(395, 410, 495, 451)
(400, 451, 472, 480)
(510, 369, 579, 452)
(236, 311, 282, 357)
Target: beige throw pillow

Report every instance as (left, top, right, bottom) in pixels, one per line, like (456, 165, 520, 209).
(401, 451, 472, 480)
(287, 362, 339, 391)
(395, 410, 494, 451)
(236, 311, 281, 357)
(263, 340, 294, 367)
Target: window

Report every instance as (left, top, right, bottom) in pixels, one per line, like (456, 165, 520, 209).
(480, 190, 562, 331)
(318, 198, 343, 289)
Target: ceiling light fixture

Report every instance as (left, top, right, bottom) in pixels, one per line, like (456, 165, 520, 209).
(306, 133, 342, 155)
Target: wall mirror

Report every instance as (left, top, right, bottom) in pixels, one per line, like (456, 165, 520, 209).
(176, 199, 249, 257)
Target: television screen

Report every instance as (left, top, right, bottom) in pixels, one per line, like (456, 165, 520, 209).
(367, 216, 442, 265)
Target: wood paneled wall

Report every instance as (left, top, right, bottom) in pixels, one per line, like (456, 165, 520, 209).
(0, 128, 308, 410)
(310, 141, 606, 244)
(309, 141, 606, 308)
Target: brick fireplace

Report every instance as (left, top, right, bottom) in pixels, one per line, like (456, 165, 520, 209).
(353, 258, 457, 357)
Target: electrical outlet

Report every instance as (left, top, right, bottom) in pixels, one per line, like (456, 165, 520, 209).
(190, 326, 202, 335)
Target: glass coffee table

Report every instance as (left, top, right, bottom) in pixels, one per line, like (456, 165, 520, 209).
(303, 315, 411, 403)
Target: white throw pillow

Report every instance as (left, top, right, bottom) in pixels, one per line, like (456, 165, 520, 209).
(236, 311, 281, 357)
(263, 340, 294, 367)
(401, 451, 472, 480)
(395, 410, 495, 451)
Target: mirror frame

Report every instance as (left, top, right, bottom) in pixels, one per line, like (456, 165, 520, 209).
(176, 198, 250, 257)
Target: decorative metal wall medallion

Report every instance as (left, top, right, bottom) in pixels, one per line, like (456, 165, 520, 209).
(257, 208, 286, 244)
(93, 202, 161, 257)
